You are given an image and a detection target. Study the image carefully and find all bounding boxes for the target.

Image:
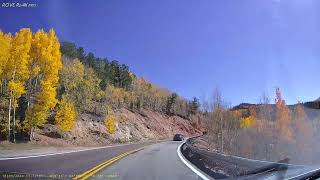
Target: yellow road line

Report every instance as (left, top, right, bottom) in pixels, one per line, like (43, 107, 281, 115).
(73, 148, 143, 180)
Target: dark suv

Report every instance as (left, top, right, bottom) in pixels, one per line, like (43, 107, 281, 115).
(173, 134, 184, 141)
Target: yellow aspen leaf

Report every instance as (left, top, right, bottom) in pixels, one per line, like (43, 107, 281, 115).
(25, 28, 62, 133)
(105, 106, 116, 134)
(8, 80, 26, 98)
(55, 97, 76, 132)
(0, 31, 12, 81)
(240, 115, 256, 128)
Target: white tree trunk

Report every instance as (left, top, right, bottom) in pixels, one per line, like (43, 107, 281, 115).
(13, 102, 16, 143)
(8, 98, 12, 141)
(30, 127, 34, 141)
(220, 116, 224, 152)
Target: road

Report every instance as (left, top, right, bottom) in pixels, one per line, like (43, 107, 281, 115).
(0, 141, 202, 180)
(92, 141, 201, 180)
(0, 142, 155, 179)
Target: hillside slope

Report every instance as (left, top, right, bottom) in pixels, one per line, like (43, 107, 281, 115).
(32, 108, 204, 146)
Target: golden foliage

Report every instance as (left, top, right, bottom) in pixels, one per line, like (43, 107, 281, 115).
(61, 59, 85, 91)
(105, 107, 116, 134)
(0, 31, 12, 81)
(294, 103, 312, 149)
(8, 81, 26, 107)
(21, 28, 62, 133)
(131, 77, 170, 111)
(275, 88, 293, 142)
(55, 97, 76, 132)
(60, 59, 100, 111)
(32, 29, 62, 84)
(240, 115, 256, 128)
(8, 81, 26, 98)
(8, 28, 32, 81)
(105, 85, 127, 108)
(24, 105, 48, 131)
(25, 81, 60, 131)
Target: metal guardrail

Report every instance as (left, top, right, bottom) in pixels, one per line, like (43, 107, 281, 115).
(180, 135, 305, 179)
(180, 136, 227, 179)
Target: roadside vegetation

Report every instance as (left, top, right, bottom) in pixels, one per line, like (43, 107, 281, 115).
(0, 28, 201, 143)
(202, 88, 319, 164)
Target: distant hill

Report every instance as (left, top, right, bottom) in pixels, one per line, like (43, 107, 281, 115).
(232, 100, 320, 122)
(304, 99, 320, 109)
(231, 103, 256, 110)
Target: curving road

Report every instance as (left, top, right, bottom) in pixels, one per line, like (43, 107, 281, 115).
(0, 141, 203, 180)
(92, 141, 201, 180)
(0, 142, 155, 179)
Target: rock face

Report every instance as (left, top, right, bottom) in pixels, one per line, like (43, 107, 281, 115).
(35, 108, 204, 146)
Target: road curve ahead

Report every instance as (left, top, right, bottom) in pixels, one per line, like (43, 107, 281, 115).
(0, 142, 155, 179)
(92, 141, 201, 180)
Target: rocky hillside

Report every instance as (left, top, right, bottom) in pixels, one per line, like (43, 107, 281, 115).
(32, 108, 205, 146)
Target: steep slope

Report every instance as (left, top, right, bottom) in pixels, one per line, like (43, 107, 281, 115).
(33, 108, 204, 146)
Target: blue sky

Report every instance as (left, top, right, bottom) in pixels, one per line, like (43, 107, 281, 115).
(1, 0, 320, 105)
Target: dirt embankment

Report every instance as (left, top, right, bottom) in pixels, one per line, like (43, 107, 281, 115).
(32, 108, 204, 146)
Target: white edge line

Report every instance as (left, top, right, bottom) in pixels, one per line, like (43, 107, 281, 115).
(0, 144, 129, 160)
(176, 142, 319, 180)
(195, 146, 305, 167)
(226, 154, 305, 167)
(177, 142, 210, 180)
(287, 167, 320, 180)
(0, 141, 155, 161)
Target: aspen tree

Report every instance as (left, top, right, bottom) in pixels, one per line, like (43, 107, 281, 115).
(25, 29, 62, 139)
(105, 106, 116, 134)
(0, 31, 12, 95)
(55, 97, 76, 132)
(275, 88, 293, 142)
(294, 103, 312, 151)
(7, 28, 32, 141)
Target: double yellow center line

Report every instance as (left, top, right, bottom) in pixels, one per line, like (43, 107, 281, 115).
(73, 147, 144, 180)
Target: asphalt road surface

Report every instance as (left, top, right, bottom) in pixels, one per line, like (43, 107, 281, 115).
(92, 141, 201, 180)
(0, 142, 156, 179)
